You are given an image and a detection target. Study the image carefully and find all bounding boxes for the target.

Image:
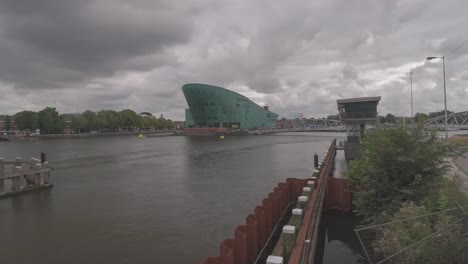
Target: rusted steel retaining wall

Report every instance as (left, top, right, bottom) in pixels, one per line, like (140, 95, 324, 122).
(323, 178, 352, 212)
(201, 178, 308, 264)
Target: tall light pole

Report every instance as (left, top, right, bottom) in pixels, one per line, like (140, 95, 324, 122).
(426, 56, 448, 141)
(410, 69, 414, 127)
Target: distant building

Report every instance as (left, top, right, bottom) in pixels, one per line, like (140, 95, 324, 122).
(0, 115, 17, 132)
(182, 83, 278, 129)
(173, 121, 185, 130)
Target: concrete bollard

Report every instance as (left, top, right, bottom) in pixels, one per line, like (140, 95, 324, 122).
(282, 225, 296, 263)
(266, 256, 283, 264)
(297, 196, 308, 212)
(302, 187, 312, 199)
(307, 181, 315, 190)
(312, 169, 319, 177)
(290, 208, 303, 231)
(15, 157, 21, 166)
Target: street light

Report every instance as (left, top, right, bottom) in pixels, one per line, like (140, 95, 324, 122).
(410, 69, 413, 128)
(426, 56, 448, 141)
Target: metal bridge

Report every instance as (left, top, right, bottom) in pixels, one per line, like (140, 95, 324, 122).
(423, 111, 468, 130)
(251, 118, 345, 134)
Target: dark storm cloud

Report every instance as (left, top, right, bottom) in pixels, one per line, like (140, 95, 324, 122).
(0, 0, 197, 88)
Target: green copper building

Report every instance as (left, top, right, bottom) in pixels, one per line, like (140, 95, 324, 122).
(183, 83, 278, 129)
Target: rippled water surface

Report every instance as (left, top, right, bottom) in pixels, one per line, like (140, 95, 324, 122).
(1, 133, 347, 263)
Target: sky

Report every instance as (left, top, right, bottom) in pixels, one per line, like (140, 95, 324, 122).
(0, 0, 467, 120)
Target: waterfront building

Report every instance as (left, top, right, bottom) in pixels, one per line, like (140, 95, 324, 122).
(182, 83, 278, 129)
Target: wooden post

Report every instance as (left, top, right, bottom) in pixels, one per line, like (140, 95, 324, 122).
(0, 158, 4, 193)
(11, 166, 22, 192)
(34, 163, 42, 185)
(43, 162, 50, 184)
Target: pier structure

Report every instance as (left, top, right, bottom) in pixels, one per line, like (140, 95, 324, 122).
(0, 154, 53, 199)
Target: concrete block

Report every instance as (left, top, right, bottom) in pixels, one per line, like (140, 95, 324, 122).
(266, 255, 283, 264)
(292, 208, 302, 215)
(303, 187, 311, 192)
(282, 225, 295, 234)
(298, 196, 308, 202)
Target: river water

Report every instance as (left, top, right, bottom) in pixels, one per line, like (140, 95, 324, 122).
(0, 132, 367, 264)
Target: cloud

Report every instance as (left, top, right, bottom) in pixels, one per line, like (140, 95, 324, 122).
(0, 0, 467, 119)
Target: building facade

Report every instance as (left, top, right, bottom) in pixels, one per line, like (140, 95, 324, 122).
(183, 83, 278, 129)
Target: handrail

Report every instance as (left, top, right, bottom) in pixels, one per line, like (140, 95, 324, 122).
(254, 201, 297, 264)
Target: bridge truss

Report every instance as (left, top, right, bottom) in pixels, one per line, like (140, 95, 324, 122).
(424, 111, 468, 129)
(264, 118, 344, 132)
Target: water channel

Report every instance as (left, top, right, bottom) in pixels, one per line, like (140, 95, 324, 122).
(0, 132, 368, 263)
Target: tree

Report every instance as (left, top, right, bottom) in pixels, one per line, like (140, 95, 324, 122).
(15, 111, 39, 131)
(414, 112, 429, 124)
(385, 113, 396, 124)
(119, 109, 140, 130)
(71, 116, 85, 133)
(55, 115, 65, 133)
(38, 107, 64, 134)
(4, 115, 11, 131)
(82, 110, 98, 131)
(348, 127, 452, 222)
(428, 110, 453, 119)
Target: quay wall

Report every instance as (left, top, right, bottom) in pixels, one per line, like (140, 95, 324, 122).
(201, 178, 308, 264)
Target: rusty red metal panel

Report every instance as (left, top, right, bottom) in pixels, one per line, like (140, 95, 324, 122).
(254, 206, 266, 249)
(324, 178, 352, 212)
(234, 225, 248, 264)
(278, 183, 287, 210)
(220, 239, 234, 264)
(202, 257, 220, 264)
(246, 215, 258, 264)
(269, 192, 278, 224)
(262, 198, 273, 235)
(286, 178, 295, 201)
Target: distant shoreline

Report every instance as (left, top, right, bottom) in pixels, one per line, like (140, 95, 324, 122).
(2, 130, 177, 140)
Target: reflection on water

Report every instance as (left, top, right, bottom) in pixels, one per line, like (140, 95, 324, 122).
(315, 211, 367, 264)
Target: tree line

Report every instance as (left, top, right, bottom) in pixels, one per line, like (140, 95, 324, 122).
(1, 107, 174, 134)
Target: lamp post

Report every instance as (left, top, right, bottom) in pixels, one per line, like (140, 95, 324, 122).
(426, 56, 448, 141)
(410, 69, 414, 128)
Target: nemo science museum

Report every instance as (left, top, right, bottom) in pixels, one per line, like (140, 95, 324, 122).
(182, 83, 279, 130)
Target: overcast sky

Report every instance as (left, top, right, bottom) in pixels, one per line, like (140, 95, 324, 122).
(0, 0, 467, 120)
